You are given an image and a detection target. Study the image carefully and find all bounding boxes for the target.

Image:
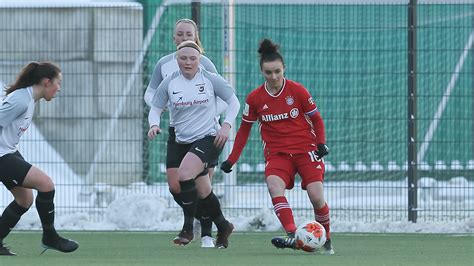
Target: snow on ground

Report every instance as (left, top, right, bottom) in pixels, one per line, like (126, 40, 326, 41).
(0, 122, 472, 234)
(6, 180, 473, 234)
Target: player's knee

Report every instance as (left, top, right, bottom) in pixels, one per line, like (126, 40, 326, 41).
(177, 167, 196, 182)
(311, 197, 325, 209)
(196, 184, 212, 199)
(166, 169, 180, 193)
(29, 172, 55, 192)
(15, 196, 34, 209)
(39, 178, 55, 192)
(265, 177, 285, 196)
(194, 173, 212, 198)
(168, 182, 181, 194)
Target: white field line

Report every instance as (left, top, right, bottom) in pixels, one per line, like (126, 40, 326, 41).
(85, 0, 169, 182)
(417, 31, 474, 163)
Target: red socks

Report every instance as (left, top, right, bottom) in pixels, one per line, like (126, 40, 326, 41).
(272, 196, 331, 239)
(315, 202, 331, 239)
(272, 196, 297, 233)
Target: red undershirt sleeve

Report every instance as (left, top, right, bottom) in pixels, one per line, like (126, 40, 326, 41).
(227, 120, 253, 164)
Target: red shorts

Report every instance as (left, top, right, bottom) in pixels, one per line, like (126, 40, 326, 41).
(264, 151, 325, 190)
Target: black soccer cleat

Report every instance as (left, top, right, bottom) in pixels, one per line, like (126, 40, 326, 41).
(173, 229, 194, 246)
(271, 232, 297, 250)
(41, 235, 79, 254)
(0, 243, 16, 256)
(215, 222, 234, 249)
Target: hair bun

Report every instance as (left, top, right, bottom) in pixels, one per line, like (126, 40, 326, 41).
(258, 39, 279, 55)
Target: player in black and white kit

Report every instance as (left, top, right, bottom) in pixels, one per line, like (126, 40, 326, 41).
(0, 62, 78, 256)
(144, 18, 226, 248)
(148, 40, 240, 249)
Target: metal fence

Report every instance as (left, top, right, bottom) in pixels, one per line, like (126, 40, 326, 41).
(0, 0, 473, 228)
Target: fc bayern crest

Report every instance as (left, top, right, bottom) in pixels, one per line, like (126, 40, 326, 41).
(285, 96, 294, 105)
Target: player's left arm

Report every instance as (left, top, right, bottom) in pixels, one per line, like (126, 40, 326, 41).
(299, 86, 329, 158)
(201, 56, 228, 115)
(200, 55, 219, 74)
(210, 72, 241, 148)
(0, 93, 29, 128)
(207, 72, 240, 126)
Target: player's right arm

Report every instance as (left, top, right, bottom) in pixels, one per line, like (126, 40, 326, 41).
(147, 106, 163, 140)
(147, 74, 171, 140)
(144, 57, 167, 107)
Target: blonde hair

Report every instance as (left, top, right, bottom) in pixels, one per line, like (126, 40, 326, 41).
(177, 40, 203, 54)
(175, 18, 205, 53)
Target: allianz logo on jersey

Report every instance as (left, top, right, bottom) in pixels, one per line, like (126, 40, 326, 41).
(261, 108, 299, 122)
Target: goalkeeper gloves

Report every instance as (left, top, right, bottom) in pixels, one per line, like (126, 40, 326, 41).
(316, 143, 329, 159)
(220, 160, 234, 173)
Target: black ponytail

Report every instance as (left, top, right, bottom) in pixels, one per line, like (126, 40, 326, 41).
(258, 38, 285, 69)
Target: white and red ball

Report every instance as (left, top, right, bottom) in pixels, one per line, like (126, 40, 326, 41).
(295, 220, 327, 252)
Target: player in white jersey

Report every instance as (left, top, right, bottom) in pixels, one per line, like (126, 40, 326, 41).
(148, 40, 240, 249)
(0, 62, 78, 256)
(144, 18, 223, 247)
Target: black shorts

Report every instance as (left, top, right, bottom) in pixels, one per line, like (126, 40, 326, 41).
(0, 151, 32, 190)
(166, 130, 220, 171)
(166, 127, 184, 168)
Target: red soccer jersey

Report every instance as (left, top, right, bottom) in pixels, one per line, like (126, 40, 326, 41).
(242, 79, 320, 157)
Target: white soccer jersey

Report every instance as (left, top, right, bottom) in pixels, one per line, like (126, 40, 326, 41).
(152, 68, 235, 144)
(144, 52, 224, 126)
(0, 87, 35, 156)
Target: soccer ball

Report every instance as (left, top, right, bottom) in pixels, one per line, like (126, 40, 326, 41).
(295, 220, 327, 252)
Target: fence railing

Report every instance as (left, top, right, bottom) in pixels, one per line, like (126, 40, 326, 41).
(0, 1, 472, 229)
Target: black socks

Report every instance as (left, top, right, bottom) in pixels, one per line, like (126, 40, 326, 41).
(35, 190, 58, 239)
(178, 180, 198, 232)
(200, 191, 229, 231)
(173, 189, 213, 237)
(0, 200, 29, 240)
(196, 201, 213, 237)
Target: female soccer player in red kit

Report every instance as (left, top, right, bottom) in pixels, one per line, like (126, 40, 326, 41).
(220, 39, 334, 255)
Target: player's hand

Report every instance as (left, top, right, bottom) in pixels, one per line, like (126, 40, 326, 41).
(220, 160, 233, 173)
(214, 122, 231, 149)
(147, 125, 161, 140)
(316, 143, 329, 159)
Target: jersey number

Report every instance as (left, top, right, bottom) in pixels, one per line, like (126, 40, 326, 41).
(308, 151, 322, 162)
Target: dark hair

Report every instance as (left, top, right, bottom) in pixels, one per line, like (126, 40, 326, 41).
(258, 39, 285, 69)
(4, 61, 61, 95)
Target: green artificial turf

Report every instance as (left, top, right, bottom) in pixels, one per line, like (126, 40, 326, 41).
(1, 231, 472, 266)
